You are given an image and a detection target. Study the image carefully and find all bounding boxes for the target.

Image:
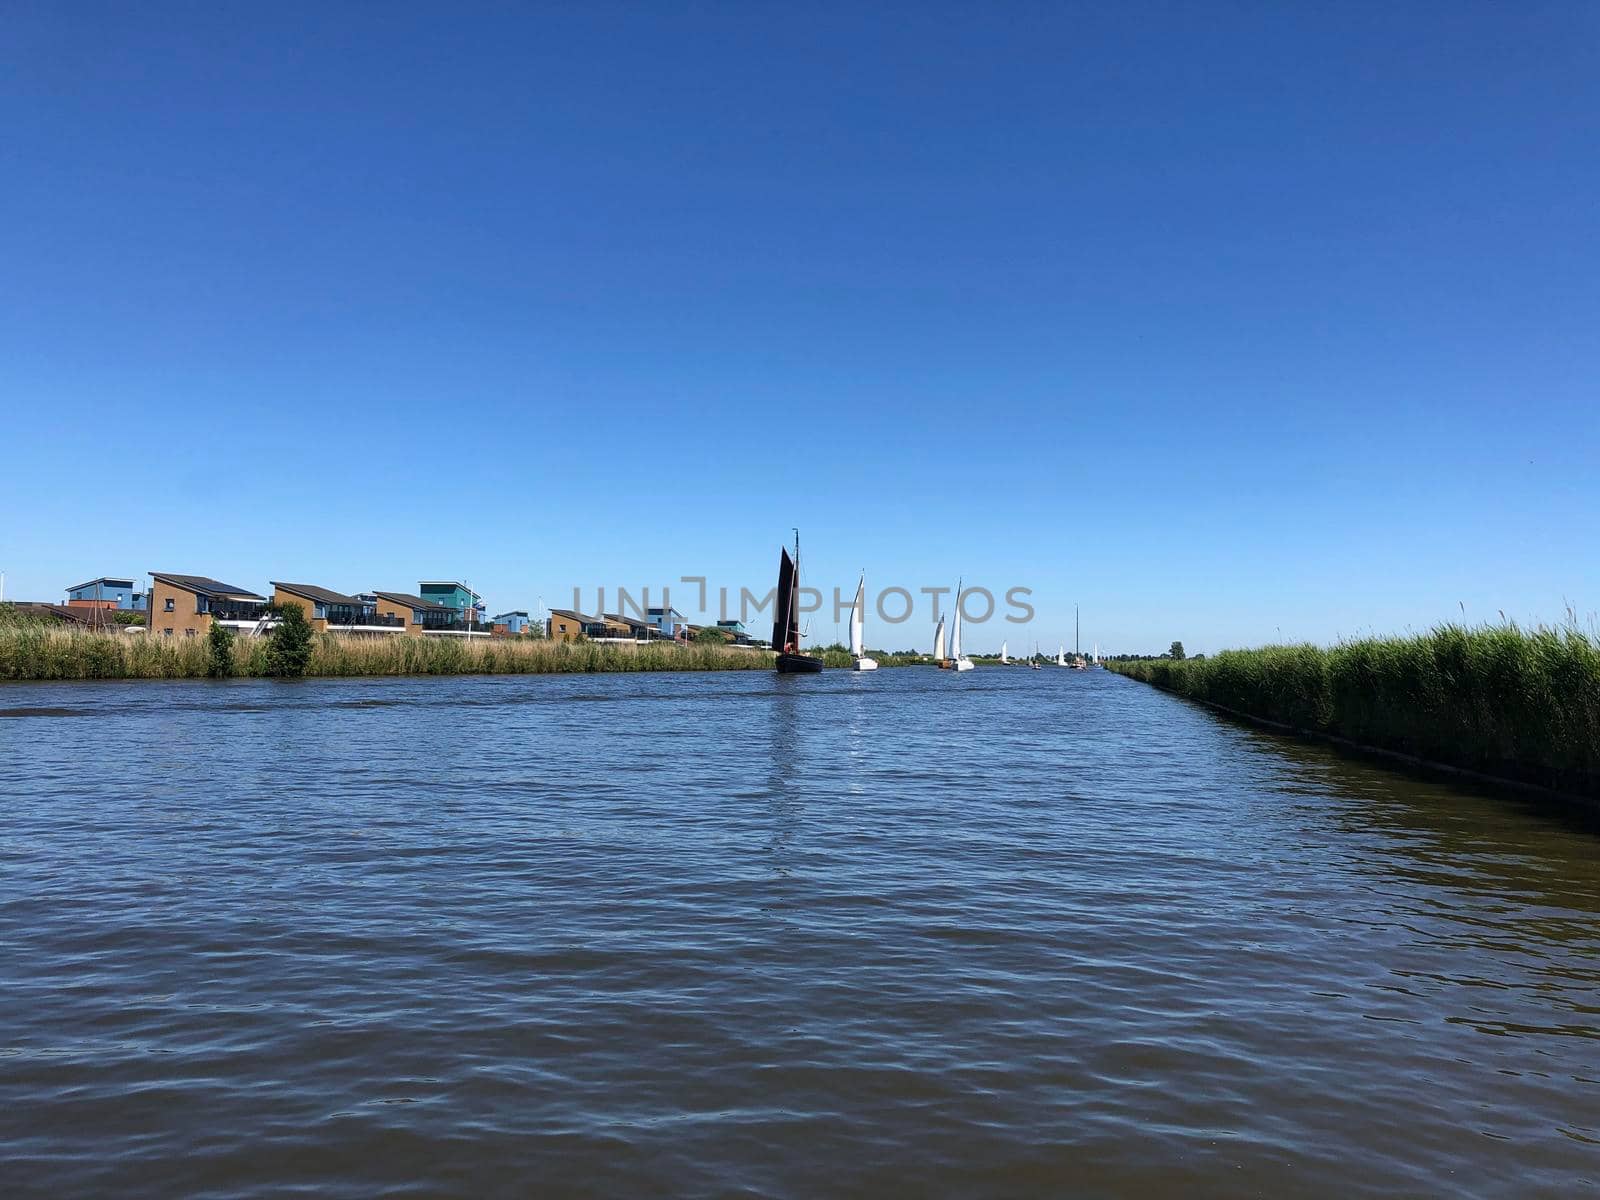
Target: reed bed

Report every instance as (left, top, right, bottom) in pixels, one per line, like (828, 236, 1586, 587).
(0, 628, 774, 680)
(1107, 625, 1600, 796)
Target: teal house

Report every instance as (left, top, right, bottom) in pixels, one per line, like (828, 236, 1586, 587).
(419, 581, 485, 628)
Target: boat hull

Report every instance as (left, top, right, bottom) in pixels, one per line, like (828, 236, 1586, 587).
(952, 657, 975, 672)
(776, 652, 824, 673)
(853, 656, 878, 671)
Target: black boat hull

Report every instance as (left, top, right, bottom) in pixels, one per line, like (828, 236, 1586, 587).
(775, 652, 824, 674)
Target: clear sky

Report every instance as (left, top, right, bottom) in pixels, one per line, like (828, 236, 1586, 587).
(3, 4, 1596, 654)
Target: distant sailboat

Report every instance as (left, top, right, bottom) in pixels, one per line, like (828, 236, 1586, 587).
(950, 580, 974, 671)
(849, 573, 877, 672)
(999, 640, 1009, 665)
(1056, 644, 1068, 667)
(934, 613, 947, 666)
(772, 530, 823, 673)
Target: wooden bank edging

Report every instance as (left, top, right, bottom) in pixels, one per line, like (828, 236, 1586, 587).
(1106, 670, 1599, 812)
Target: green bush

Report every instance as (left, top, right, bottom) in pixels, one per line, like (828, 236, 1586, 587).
(265, 606, 314, 677)
(207, 621, 235, 678)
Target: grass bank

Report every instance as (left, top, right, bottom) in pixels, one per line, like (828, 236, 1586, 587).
(1106, 625, 1600, 798)
(0, 628, 774, 680)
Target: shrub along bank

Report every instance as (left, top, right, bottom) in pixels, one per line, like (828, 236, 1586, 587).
(1107, 625, 1600, 798)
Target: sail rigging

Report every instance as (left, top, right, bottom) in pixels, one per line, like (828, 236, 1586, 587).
(950, 583, 963, 660)
(848, 574, 865, 657)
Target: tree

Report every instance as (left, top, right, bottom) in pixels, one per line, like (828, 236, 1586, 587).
(207, 619, 235, 678)
(694, 626, 728, 645)
(266, 604, 315, 677)
(1168, 641, 1186, 660)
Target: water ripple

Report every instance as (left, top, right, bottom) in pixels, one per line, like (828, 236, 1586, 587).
(2, 669, 1598, 1197)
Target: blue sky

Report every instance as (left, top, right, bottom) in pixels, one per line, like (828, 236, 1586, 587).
(3, 4, 1596, 653)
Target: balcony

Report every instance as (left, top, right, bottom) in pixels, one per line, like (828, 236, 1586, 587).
(327, 610, 405, 629)
(208, 601, 267, 622)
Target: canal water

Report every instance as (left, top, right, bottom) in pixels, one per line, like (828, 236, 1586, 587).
(2, 669, 1597, 1197)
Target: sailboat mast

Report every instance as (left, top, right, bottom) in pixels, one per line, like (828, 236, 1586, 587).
(1075, 605, 1079, 656)
(789, 529, 803, 650)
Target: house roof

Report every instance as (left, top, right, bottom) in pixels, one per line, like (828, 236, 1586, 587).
(548, 608, 600, 624)
(419, 580, 482, 598)
(492, 611, 530, 621)
(372, 590, 453, 612)
(647, 606, 684, 617)
(151, 573, 266, 601)
(9, 603, 122, 628)
(271, 582, 362, 606)
(67, 577, 136, 593)
(602, 613, 650, 629)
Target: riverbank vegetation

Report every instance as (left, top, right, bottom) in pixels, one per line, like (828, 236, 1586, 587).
(1107, 624, 1600, 796)
(0, 627, 775, 680)
(806, 643, 938, 668)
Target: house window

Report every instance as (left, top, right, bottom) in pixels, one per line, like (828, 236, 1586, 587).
(185, 628, 197, 637)
(162, 628, 173, 637)
(164, 598, 175, 612)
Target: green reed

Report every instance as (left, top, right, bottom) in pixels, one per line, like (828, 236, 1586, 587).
(1106, 624, 1600, 795)
(0, 629, 775, 680)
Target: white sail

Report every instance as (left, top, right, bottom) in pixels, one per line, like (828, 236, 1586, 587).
(1093, 642, 1099, 665)
(950, 587, 963, 659)
(1056, 644, 1066, 666)
(934, 615, 946, 660)
(1000, 641, 1008, 664)
(849, 574, 865, 657)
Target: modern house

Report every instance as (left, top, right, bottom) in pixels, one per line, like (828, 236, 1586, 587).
(271, 583, 405, 635)
(490, 611, 535, 635)
(716, 619, 754, 646)
(65, 577, 145, 611)
(419, 581, 486, 631)
(600, 613, 653, 642)
(147, 573, 269, 638)
(647, 605, 687, 640)
(547, 609, 606, 642)
(369, 591, 477, 637)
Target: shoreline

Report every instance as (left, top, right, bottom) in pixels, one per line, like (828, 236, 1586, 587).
(1106, 626, 1600, 806)
(1109, 671, 1599, 813)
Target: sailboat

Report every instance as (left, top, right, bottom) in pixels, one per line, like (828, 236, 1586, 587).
(999, 640, 1009, 665)
(772, 531, 823, 673)
(1055, 644, 1068, 667)
(849, 573, 877, 671)
(1071, 604, 1088, 668)
(1030, 640, 1041, 670)
(949, 580, 974, 671)
(933, 613, 948, 667)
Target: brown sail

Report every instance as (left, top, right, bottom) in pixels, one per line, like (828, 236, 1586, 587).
(772, 548, 795, 654)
